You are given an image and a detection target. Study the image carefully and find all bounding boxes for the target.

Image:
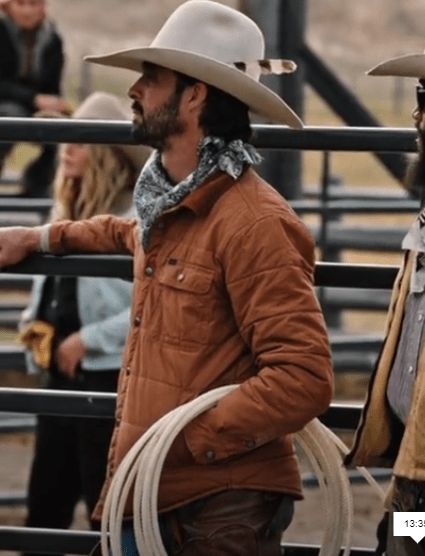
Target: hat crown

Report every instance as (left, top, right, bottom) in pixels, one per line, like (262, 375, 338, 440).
(84, 1, 303, 127)
(151, 0, 264, 65)
(73, 92, 129, 120)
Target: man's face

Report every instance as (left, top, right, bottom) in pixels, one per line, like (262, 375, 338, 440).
(413, 81, 425, 137)
(405, 82, 425, 195)
(4, 0, 46, 30)
(128, 63, 187, 151)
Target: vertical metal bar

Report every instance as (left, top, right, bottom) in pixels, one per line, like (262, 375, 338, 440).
(243, 0, 306, 199)
(319, 150, 330, 261)
(301, 44, 407, 183)
(317, 151, 342, 328)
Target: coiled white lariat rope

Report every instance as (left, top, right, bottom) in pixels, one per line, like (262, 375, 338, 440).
(101, 385, 384, 556)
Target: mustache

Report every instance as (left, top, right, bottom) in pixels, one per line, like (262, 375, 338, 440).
(131, 101, 143, 116)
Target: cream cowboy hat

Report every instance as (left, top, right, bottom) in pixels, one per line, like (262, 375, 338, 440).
(367, 52, 425, 78)
(73, 92, 150, 170)
(85, 0, 303, 128)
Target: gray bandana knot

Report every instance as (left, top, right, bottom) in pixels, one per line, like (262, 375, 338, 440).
(134, 136, 262, 249)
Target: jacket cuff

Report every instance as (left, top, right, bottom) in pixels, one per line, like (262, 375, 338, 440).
(37, 224, 51, 252)
(80, 324, 102, 351)
(184, 411, 258, 465)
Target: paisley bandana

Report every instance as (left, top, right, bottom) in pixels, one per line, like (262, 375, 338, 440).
(133, 136, 262, 249)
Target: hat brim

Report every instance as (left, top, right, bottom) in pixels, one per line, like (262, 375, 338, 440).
(367, 53, 425, 78)
(85, 47, 303, 129)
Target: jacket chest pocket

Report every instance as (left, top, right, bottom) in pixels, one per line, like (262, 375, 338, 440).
(157, 263, 214, 345)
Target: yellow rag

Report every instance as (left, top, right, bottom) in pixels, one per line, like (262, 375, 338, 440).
(19, 320, 55, 370)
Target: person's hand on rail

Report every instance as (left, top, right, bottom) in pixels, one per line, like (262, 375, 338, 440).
(0, 226, 42, 269)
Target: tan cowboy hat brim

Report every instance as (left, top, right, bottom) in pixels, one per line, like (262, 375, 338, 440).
(368, 53, 425, 78)
(85, 47, 303, 129)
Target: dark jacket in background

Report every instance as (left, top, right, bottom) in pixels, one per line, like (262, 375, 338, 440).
(0, 15, 64, 112)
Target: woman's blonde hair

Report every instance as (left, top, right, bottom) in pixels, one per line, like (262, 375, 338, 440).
(51, 144, 137, 222)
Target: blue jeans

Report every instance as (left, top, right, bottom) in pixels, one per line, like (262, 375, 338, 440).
(121, 519, 172, 556)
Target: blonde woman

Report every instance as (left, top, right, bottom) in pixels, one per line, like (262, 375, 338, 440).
(19, 92, 150, 543)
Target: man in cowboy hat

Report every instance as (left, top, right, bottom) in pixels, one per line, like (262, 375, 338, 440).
(346, 53, 425, 556)
(0, 0, 70, 195)
(0, 1, 333, 553)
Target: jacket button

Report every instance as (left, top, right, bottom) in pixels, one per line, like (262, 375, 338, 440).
(144, 266, 154, 277)
(205, 450, 216, 461)
(125, 366, 131, 375)
(177, 272, 185, 282)
(134, 315, 142, 326)
(245, 439, 256, 450)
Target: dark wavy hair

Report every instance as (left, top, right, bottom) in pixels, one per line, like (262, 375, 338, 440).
(175, 71, 252, 142)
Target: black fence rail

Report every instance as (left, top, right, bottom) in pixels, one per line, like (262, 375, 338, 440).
(0, 336, 385, 374)
(0, 119, 418, 152)
(0, 526, 376, 556)
(0, 388, 361, 429)
(0, 196, 420, 216)
(0, 274, 32, 290)
(0, 254, 400, 288)
(0, 256, 399, 375)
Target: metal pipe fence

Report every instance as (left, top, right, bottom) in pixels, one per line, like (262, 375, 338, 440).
(0, 526, 376, 556)
(2, 254, 400, 288)
(0, 197, 420, 216)
(0, 118, 418, 152)
(0, 118, 413, 555)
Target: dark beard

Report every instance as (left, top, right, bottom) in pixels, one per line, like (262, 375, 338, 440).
(405, 132, 425, 202)
(131, 91, 185, 150)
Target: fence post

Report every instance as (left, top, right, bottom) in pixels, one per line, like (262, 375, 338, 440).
(317, 151, 343, 328)
(243, 0, 306, 199)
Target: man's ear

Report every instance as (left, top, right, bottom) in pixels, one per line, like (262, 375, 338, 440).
(186, 82, 208, 113)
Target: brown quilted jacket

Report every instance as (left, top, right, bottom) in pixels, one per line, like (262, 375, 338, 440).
(48, 168, 333, 519)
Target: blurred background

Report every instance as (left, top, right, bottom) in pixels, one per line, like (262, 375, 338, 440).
(2, 0, 425, 551)
(46, 0, 425, 186)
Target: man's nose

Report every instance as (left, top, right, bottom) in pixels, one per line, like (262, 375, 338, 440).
(413, 107, 425, 130)
(128, 77, 144, 100)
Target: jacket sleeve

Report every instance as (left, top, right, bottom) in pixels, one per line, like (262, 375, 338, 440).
(0, 80, 37, 110)
(79, 278, 132, 354)
(48, 215, 139, 255)
(0, 24, 35, 108)
(185, 214, 334, 464)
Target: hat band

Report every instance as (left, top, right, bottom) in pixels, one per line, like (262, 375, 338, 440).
(231, 58, 297, 81)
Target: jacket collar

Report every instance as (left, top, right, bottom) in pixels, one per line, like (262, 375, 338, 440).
(176, 168, 250, 217)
